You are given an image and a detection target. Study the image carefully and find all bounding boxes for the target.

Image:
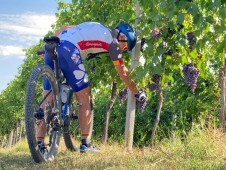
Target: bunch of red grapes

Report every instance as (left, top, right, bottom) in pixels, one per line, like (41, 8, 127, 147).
(147, 74, 161, 92)
(136, 97, 147, 113)
(118, 88, 148, 113)
(182, 63, 200, 93)
(152, 29, 161, 39)
(186, 32, 196, 50)
(118, 88, 128, 105)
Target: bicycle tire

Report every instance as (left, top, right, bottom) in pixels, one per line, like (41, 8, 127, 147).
(62, 102, 79, 151)
(25, 64, 60, 163)
(63, 99, 94, 151)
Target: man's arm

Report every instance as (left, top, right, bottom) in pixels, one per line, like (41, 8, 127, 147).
(108, 40, 138, 95)
(53, 25, 73, 36)
(114, 64, 138, 95)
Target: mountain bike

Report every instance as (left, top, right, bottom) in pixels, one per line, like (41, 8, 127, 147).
(25, 36, 93, 163)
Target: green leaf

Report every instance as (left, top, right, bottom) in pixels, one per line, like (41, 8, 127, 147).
(190, 49, 198, 60)
(177, 13, 185, 24)
(181, 55, 188, 64)
(205, 16, 214, 24)
(188, 4, 199, 17)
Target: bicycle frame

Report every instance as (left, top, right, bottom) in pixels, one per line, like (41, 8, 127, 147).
(38, 44, 72, 128)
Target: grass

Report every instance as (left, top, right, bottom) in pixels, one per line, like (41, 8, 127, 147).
(0, 128, 226, 170)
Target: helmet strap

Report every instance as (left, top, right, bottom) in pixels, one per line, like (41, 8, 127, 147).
(117, 30, 121, 40)
(115, 29, 128, 42)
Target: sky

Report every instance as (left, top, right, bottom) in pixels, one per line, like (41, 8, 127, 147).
(0, 0, 71, 93)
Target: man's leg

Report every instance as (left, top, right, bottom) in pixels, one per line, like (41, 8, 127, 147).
(75, 87, 92, 145)
(35, 90, 53, 142)
(56, 41, 99, 152)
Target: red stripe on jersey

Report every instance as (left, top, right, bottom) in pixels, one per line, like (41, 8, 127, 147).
(77, 40, 109, 50)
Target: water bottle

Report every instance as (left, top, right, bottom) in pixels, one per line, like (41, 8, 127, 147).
(61, 85, 69, 104)
(61, 85, 70, 121)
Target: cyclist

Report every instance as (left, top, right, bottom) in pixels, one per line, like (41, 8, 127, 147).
(37, 22, 147, 153)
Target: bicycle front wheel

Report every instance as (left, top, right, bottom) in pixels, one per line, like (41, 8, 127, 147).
(25, 64, 60, 163)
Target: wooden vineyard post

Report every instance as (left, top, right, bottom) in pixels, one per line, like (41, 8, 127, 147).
(124, 0, 142, 151)
(219, 66, 226, 131)
(7, 130, 14, 148)
(19, 119, 24, 141)
(170, 113, 177, 143)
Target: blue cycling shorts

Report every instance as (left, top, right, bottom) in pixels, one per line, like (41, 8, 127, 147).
(43, 40, 89, 92)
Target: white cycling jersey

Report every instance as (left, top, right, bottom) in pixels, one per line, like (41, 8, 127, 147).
(44, 22, 125, 92)
(58, 22, 119, 59)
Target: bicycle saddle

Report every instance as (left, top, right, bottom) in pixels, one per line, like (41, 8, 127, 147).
(44, 36, 60, 43)
(44, 36, 60, 60)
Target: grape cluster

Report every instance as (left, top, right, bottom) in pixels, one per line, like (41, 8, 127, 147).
(118, 88, 148, 113)
(182, 64, 200, 93)
(152, 29, 161, 39)
(152, 74, 161, 84)
(147, 83, 157, 91)
(147, 74, 161, 92)
(118, 88, 128, 105)
(136, 99, 147, 113)
(186, 32, 196, 49)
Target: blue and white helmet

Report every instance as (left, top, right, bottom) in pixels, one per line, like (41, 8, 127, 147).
(115, 23, 137, 51)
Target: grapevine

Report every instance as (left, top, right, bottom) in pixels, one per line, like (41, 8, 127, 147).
(91, 63, 96, 73)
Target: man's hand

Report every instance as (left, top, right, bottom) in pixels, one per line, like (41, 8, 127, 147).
(135, 88, 147, 102)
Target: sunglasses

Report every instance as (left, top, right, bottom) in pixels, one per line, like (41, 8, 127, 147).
(117, 31, 128, 50)
(118, 40, 127, 42)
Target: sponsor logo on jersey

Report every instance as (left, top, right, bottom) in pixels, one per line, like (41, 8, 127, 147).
(71, 49, 81, 64)
(85, 42, 102, 47)
(63, 46, 71, 52)
(78, 40, 109, 50)
(71, 54, 81, 64)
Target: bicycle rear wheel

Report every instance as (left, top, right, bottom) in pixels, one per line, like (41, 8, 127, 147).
(63, 101, 80, 151)
(63, 96, 94, 151)
(25, 64, 60, 163)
